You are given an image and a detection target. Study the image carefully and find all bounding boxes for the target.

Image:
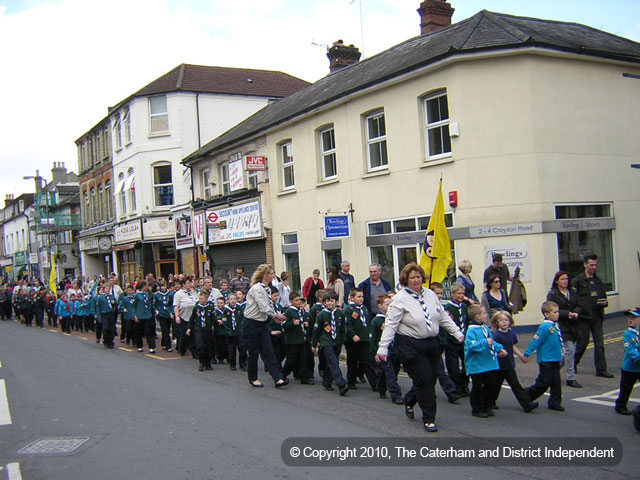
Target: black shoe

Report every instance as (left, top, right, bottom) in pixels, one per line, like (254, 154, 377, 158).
(211, 359, 218, 365)
(339, 384, 349, 396)
(240, 366, 247, 371)
(615, 406, 631, 415)
(472, 411, 489, 418)
(230, 366, 237, 371)
(548, 405, 565, 412)
(424, 423, 438, 433)
(348, 384, 357, 390)
(379, 391, 387, 399)
(448, 393, 461, 404)
(392, 398, 404, 405)
(596, 371, 614, 378)
(523, 402, 539, 413)
(566, 380, 583, 388)
(458, 390, 470, 398)
(357, 376, 366, 384)
(300, 380, 315, 385)
(275, 378, 289, 388)
(198, 365, 205, 371)
(324, 385, 334, 391)
(485, 409, 495, 417)
(403, 398, 415, 420)
(490, 403, 499, 410)
(205, 365, 213, 371)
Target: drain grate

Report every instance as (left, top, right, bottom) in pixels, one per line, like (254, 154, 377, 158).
(18, 437, 90, 455)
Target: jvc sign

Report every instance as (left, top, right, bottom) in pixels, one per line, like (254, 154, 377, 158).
(324, 216, 350, 239)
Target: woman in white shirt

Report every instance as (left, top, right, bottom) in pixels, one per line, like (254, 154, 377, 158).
(173, 278, 198, 356)
(376, 262, 463, 433)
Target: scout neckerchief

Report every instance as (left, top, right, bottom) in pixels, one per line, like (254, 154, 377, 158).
(323, 307, 337, 340)
(544, 319, 565, 355)
(157, 290, 169, 308)
(481, 324, 495, 359)
(349, 302, 367, 328)
(291, 306, 306, 335)
(404, 288, 432, 328)
(225, 305, 237, 330)
(197, 303, 207, 328)
(449, 300, 465, 334)
(626, 327, 639, 353)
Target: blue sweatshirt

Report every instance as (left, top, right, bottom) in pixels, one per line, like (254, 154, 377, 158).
(464, 322, 503, 374)
(622, 327, 640, 372)
(524, 320, 563, 363)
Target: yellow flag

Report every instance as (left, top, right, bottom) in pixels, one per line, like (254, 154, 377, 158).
(419, 180, 451, 285)
(49, 252, 57, 297)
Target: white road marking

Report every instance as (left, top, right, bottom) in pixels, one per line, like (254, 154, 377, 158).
(501, 384, 549, 396)
(0, 360, 2, 368)
(573, 384, 640, 407)
(0, 380, 12, 426)
(7, 463, 22, 480)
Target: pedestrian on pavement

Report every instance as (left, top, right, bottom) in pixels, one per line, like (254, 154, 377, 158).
(358, 264, 391, 316)
(455, 260, 479, 304)
(302, 269, 325, 307)
(547, 271, 582, 388)
(230, 267, 251, 296)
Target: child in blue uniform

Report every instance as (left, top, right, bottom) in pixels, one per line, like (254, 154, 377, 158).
(465, 304, 506, 418)
(344, 287, 377, 390)
(490, 310, 538, 413)
(268, 287, 285, 369)
(214, 296, 227, 364)
(96, 285, 118, 348)
(118, 287, 136, 345)
(133, 281, 156, 354)
(614, 309, 640, 415)
(281, 292, 314, 384)
(55, 292, 73, 333)
(154, 282, 174, 352)
(523, 301, 565, 412)
(188, 291, 216, 371)
(370, 293, 403, 403)
(223, 293, 243, 370)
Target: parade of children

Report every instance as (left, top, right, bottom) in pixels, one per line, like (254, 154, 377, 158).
(1, 258, 631, 435)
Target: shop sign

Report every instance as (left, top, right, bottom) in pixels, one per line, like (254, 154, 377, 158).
(79, 238, 99, 251)
(114, 220, 142, 243)
(143, 217, 175, 240)
(14, 251, 27, 266)
(206, 201, 262, 244)
(484, 243, 532, 283)
(193, 213, 205, 246)
(175, 213, 194, 249)
(470, 222, 542, 238)
(324, 216, 350, 239)
(229, 159, 244, 192)
(246, 156, 267, 171)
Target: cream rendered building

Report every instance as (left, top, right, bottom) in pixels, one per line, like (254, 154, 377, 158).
(185, 9, 640, 326)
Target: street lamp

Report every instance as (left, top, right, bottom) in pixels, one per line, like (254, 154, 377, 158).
(23, 172, 53, 284)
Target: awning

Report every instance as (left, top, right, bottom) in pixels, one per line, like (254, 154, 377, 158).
(124, 174, 135, 191)
(112, 242, 138, 252)
(114, 177, 125, 194)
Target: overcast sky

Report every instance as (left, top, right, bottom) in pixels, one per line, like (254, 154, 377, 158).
(1, 0, 639, 201)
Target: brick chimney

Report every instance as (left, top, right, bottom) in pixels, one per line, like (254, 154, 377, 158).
(51, 161, 68, 186)
(327, 40, 361, 74)
(418, 0, 455, 35)
(5, 194, 14, 208)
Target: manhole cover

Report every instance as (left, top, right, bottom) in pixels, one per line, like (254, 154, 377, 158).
(18, 437, 90, 454)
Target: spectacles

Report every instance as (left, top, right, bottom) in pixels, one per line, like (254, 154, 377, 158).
(492, 279, 501, 283)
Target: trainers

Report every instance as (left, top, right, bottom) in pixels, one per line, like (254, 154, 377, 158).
(137, 348, 144, 352)
(149, 349, 155, 354)
(167, 348, 173, 352)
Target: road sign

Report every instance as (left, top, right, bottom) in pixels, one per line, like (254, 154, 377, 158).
(207, 211, 219, 224)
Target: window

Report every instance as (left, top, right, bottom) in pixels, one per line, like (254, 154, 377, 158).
(127, 168, 136, 212)
(105, 180, 112, 220)
(366, 111, 388, 170)
(84, 190, 90, 226)
(149, 95, 168, 133)
(153, 164, 174, 207)
(555, 203, 616, 292)
(320, 127, 337, 180)
(80, 142, 87, 171)
(116, 172, 126, 216)
(98, 183, 104, 223)
(103, 125, 110, 158)
(424, 91, 451, 159)
(280, 142, 294, 190)
(91, 188, 97, 225)
(324, 249, 342, 272)
(370, 245, 395, 287)
(88, 137, 94, 164)
(95, 131, 102, 163)
(123, 108, 131, 144)
(282, 233, 300, 294)
(220, 163, 230, 195)
(202, 169, 213, 199)
(113, 116, 122, 150)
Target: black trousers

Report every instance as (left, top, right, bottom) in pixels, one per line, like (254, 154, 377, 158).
(575, 316, 608, 374)
(444, 342, 468, 392)
(470, 370, 501, 414)
(102, 313, 116, 348)
(119, 313, 127, 341)
(95, 320, 103, 342)
(526, 361, 562, 408)
(492, 368, 532, 408)
(243, 318, 283, 383)
(215, 333, 228, 362)
(321, 345, 347, 388)
(282, 343, 311, 381)
(157, 316, 172, 349)
(60, 315, 72, 333)
(177, 320, 191, 355)
(616, 369, 640, 409)
(376, 354, 402, 401)
(345, 341, 377, 388)
(84, 314, 94, 332)
(226, 335, 240, 367)
(395, 334, 440, 424)
(194, 329, 214, 367)
(33, 306, 45, 328)
(270, 333, 285, 367)
(134, 317, 156, 350)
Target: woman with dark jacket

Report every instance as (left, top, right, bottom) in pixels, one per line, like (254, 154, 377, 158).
(547, 271, 582, 388)
(480, 274, 511, 316)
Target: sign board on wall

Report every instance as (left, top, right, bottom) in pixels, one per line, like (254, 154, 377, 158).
(142, 217, 176, 240)
(324, 216, 350, 239)
(175, 213, 194, 250)
(114, 220, 142, 244)
(193, 213, 204, 246)
(79, 238, 99, 251)
(484, 243, 531, 283)
(246, 156, 267, 171)
(206, 201, 262, 244)
(229, 160, 244, 192)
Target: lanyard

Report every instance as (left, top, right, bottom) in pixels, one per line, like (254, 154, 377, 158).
(404, 288, 432, 328)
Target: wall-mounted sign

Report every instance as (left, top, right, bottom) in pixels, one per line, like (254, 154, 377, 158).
(193, 213, 204, 246)
(206, 201, 262, 244)
(484, 243, 532, 283)
(114, 220, 142, 244)
(324, 216, 350, 239)
(142, 217, 175, 240)
(246, 156, 267, 171)
(229, 159, 244, 192)
(80, 238, 99, 251)
(470, 223, 542, 238)
(175, 213, 194, 250)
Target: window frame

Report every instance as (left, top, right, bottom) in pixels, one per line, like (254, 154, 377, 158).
(202, 169, 213, 199)
(365, 110, 388, 172)
(152, 163, 174, 208)
(319, 126, 337, 181)
(123, 107, 132, 145)
(113, 116, 122, 151)
(280, 141, 295, 191)
(220, 163, 230, 196)
(149, 95, 169, 134)
(424, 91, 451, 160)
